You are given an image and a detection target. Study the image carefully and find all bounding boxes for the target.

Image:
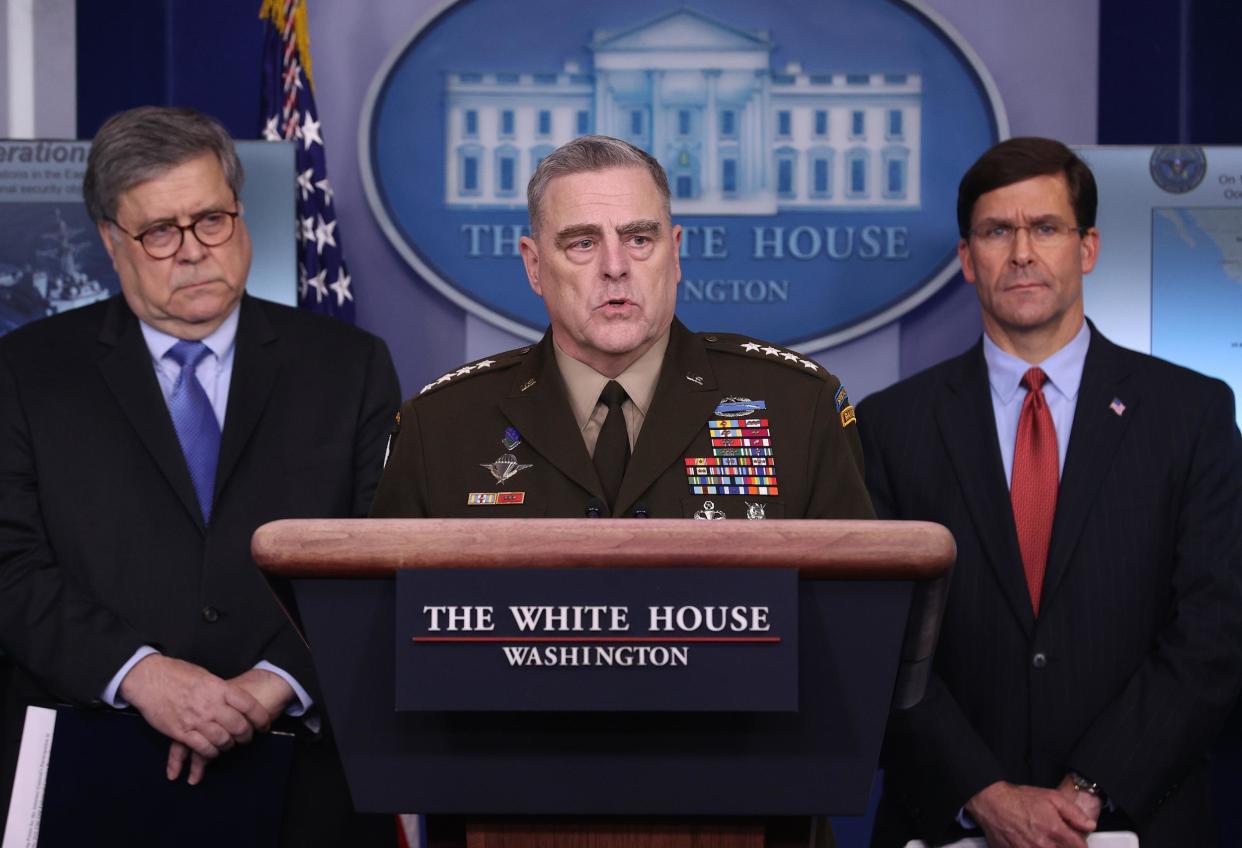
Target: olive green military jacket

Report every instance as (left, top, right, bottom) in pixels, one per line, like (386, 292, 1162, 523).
(371, 319, 873, 521)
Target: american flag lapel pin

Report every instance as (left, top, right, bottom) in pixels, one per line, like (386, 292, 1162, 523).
(1109, 397, 1126, 417)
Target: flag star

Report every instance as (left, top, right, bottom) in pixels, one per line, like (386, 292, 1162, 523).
(296, 168, 315, 201)
(435, 373, 453, 385)
(419, 383, 435, 395)
(474, 359, 496, 369)
(297, 265, 308, 299)
(300, 216, 315, 243)
(329, 269, 353, 306)
(262, 115, 281, 141)
(800, 359, 819, 370)
(761, 346, 781, 356)
(313, 215, 337, 254)
(741, 342, 761, 352)
(315, 177, 335, 206)
(300, 112, 323, 150)
(305, 268, 328, 303)
(455, 364, 476, 377)
(781, 352, 799, 361)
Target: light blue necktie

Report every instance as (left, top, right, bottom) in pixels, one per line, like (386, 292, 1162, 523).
(165, 340, 221, 523)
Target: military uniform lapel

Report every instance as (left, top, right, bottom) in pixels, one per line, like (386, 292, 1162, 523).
(95, 298, 205, 530)
(936, 344, 1035, 634)
(1041, 328, 1136, 606)
(498, 333, 603, 501)
(614, 321, 719, 516)
(214, 297, 279, 503)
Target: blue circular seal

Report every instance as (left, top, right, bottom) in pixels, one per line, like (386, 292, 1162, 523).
(361, 0, 1006, 348)
(1149, 146, 1207, 194)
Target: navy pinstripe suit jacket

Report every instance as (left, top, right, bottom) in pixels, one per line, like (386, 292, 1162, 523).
(859, 323, 1242, 847)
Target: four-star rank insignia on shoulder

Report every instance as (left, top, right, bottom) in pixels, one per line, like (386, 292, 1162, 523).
(699, 333, 828, 380)
(416, 345, 530, 397)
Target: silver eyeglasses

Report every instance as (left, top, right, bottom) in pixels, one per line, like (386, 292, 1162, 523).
(968, 222, 1087, 249)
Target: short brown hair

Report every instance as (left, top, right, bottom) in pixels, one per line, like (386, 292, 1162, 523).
(526, 135, 670, 238)
(957, 137, 1097, 237)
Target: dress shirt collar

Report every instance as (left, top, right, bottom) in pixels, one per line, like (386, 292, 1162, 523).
(983, 320, 1090, 404)
(554, 330, 671, 432)
(138, 303, 241, 366)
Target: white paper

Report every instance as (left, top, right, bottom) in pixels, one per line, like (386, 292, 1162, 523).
(2, 706, 56, 848)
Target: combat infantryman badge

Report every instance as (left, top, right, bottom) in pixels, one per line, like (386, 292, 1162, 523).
(481, 453, 532, 486)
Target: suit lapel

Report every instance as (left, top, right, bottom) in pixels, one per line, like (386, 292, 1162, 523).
(1042, 328, 1137, 605)
(95, 298, 205, 530)
(936, 344, 1035, 634)
(614, 321, 719, 516)
(215, 296, 279, 501)
(499, 333, 604, 503)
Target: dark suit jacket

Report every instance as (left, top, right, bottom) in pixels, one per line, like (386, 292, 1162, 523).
(859, 325, 1242, 847)
(0, 295, 398, 821)
(372, 318, 873, 521)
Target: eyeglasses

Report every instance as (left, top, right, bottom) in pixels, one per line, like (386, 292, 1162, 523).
(968, 222, 1087, 250)
(108, 209, 240, 259)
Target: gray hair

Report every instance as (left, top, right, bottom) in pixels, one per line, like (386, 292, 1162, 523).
(83, 106, 244, 225)
(526, 135, 671, 237)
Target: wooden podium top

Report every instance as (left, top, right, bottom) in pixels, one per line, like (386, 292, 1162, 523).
(252, 518, 954, 580)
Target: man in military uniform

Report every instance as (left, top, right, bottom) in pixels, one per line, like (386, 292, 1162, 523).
(372, 135, 872, 521)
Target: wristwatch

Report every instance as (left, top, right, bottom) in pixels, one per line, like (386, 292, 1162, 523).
(1071, 771, 1102, 797)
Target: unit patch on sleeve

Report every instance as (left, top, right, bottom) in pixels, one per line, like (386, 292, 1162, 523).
(834, 384, 856, 428)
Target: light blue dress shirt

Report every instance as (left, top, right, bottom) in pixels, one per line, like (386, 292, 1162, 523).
(957, 321, 1091, 829)
(984, 322, 1091, 487)
(102, 305, 312, 717)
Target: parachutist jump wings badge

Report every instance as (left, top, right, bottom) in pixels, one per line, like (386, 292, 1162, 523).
(481, 452, 532, 486)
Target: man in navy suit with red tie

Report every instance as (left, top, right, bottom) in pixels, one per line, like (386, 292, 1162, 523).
(861, 138, 1242, 847)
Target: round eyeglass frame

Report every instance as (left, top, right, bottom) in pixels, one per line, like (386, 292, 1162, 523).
(107, 209, 240, 259)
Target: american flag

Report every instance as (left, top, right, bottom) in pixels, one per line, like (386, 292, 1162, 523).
(260, 0, 354, 321)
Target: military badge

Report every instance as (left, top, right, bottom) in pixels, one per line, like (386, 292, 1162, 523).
(714, 397, 767, 418)
(501, 426, 522, 450)
(692, 500, 727, 520)
(480, 452, 532, 486)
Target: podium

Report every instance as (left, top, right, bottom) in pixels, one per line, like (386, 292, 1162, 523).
(253, 518, 954, 847)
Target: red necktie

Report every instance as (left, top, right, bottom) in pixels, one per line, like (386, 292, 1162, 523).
(1010, 367, 1058, 615)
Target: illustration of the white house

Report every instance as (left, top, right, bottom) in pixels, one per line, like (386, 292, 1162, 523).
(443, 7, 921, 214)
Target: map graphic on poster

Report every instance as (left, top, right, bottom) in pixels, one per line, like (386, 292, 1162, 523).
(1151, 207, 1242, 427)
(1076, 145, 1242, 430)
(0, 140, 296, 337)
